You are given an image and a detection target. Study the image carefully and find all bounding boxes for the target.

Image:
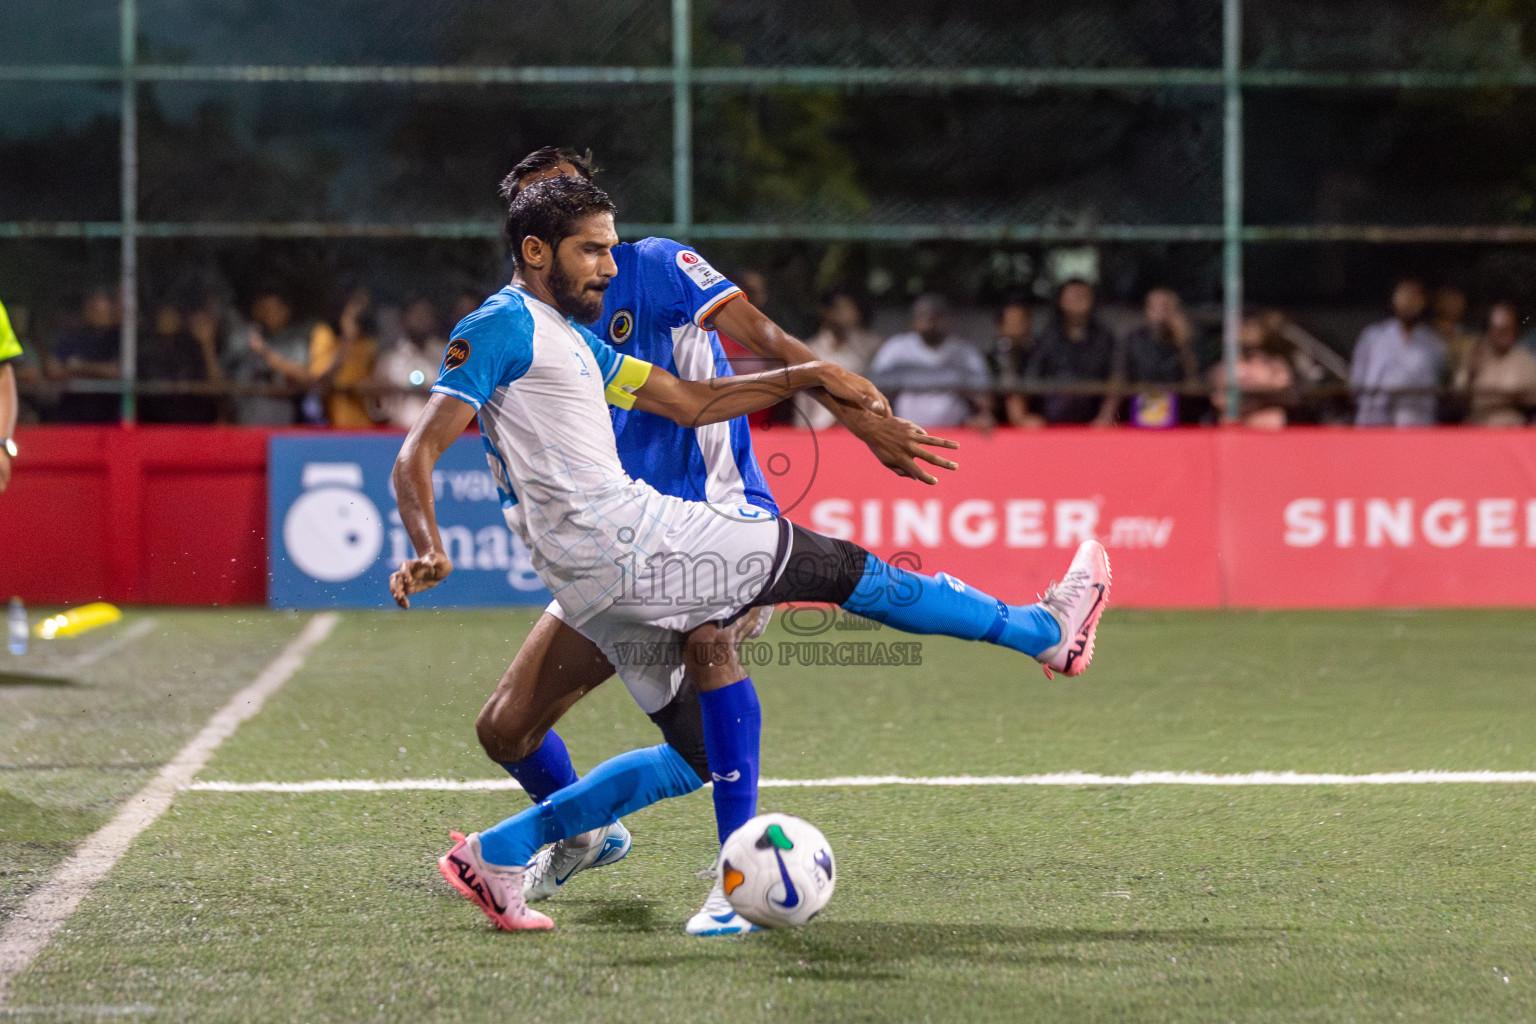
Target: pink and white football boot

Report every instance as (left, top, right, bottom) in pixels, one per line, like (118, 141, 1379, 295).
(1035, 540, 1112, 679)
(438, 830, 553, 931)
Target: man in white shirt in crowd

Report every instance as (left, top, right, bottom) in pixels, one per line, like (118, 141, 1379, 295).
(1350, 276, 1445, 427)
(868, 293, 994, 430)
(374, 296, 447, 429)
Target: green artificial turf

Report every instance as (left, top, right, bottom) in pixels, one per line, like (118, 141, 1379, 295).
(0, 611, 305, 924)
(3, 608, 1534, 1022)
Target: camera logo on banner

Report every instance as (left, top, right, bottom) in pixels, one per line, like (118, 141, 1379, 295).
(608, 309, 634, 344)
(283, 462, 384, 582)
(676, 249, 727, 290)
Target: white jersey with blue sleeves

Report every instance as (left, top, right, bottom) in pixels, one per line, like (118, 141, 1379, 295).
(597, 238, 777, 514)
(432, 285, 782, 631)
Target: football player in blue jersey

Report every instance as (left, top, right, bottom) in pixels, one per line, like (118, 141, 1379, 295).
(460, 149, 965, 934)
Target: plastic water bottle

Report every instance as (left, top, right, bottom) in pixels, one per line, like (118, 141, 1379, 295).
(8, 597, 27, 656)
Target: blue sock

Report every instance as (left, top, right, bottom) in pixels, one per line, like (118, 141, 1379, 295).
(699, 677, 761, 846)
(478, 744, 702, 867)
(499, 730, 579, 802)
(842, 552, 1061, 657)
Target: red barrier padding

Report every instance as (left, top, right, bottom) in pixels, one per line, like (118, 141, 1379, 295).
(2, 426, 270, 605)
(3, 425, 1535, 607)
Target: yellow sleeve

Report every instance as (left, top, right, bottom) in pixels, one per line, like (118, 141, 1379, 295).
(308, 324, 338, 375)
(604, 354, 653, 410)
(0, 300, 21, 363)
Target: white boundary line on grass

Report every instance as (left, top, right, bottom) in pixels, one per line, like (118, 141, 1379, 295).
(185, 769, 1536, 793)
(0, 612, 338, 1009)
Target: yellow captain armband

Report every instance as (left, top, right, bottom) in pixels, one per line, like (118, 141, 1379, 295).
(604, 354, 653, 410)
(0, 300, 21, 363)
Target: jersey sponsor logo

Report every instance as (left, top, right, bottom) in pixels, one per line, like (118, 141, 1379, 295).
(675, 249, 728, 291)
(608, 308, 634, 345)
(443, 338, 471, 370)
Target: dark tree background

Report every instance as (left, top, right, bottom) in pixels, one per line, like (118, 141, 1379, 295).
(3, 0, 1536, 343)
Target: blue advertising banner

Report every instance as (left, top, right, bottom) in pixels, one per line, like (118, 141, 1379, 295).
(268, 434, 551, 608)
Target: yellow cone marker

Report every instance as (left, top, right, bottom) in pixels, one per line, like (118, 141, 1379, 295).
(35, 602, 123, 640)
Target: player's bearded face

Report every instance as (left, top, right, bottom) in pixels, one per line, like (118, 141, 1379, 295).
(548, 255, 607, 325)
(547, 223, 616, 325)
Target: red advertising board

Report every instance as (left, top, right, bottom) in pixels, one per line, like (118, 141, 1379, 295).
(756, 426, 1536, 609)
(755, 427, 1222, 607)
(1217, 429, 1536, 607)
(3, 425, 1536, 608)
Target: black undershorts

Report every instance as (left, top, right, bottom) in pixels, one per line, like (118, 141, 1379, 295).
(754, 522, 870, 608)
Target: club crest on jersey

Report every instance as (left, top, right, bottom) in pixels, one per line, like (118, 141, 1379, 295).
(443, 338, 470, 370)
(608, 309, 634, 345)
(675, 249, 727, 291)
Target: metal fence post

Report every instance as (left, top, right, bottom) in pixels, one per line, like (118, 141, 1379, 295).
(672, 0, 692, 239)
(1222, 0, 1244, 424)
(119, 0, 138, 424)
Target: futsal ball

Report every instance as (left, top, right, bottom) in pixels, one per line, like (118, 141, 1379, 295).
(719, 813, 836, 928)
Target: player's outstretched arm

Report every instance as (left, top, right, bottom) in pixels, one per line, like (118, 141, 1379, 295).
(389, 392, 478, 608)
(711, 296, 961, 485)
(712, 297, 890, 417)
(629, 360, 878, 429)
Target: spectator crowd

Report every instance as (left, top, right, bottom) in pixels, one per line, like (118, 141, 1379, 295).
(6, 270, 1536, 430)
(6, 276, 463, 429)
(814, 275, 1536, 431)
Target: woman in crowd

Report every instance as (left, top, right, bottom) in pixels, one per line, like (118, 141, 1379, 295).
(308, 282, 379, 428)
(1208, 311, 1295, 428)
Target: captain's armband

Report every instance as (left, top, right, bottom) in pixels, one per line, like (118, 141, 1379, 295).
(604, 354, 653, 410)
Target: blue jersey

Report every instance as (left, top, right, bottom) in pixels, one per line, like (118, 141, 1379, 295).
(595, 237, 779, 515)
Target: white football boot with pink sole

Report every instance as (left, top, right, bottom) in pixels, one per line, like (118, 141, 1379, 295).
(438, 830, 553, 931)
(1035, 540, 1112, 679)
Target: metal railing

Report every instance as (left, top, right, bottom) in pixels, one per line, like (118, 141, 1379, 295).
(4, 0, 1536, 422)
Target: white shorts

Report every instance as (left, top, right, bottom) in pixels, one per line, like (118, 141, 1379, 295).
(587, 500, 787, 633)
(547, 600, 685, 715)
(547, 601, 776, 716)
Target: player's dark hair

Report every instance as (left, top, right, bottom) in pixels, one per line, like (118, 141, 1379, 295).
(505, 175, 616, 270)
(498, 147, 597, 204)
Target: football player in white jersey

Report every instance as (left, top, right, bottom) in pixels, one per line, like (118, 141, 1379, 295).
(442, 148, 963, 936)
(393, 176, 1112, 932)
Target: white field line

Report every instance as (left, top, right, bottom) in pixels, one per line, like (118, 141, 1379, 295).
(61, 618, 159, 672)
(0, 612, 339, 1009)
(186, 769, 1536, 794)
